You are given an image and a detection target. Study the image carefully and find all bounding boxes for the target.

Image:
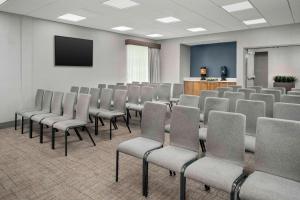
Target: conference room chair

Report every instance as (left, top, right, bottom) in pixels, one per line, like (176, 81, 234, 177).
(250, 93, 274, 117)
(149, 83, 159, 100)
(170, 83, 184, 105)
(199, 90, 219, 117)
(274, 102, 300, 121)
(21, 90, 53, 135)
(261, 89, 281, 102)
(97, 89, 130, 140)
(97, 84, 107, 93)
(132, 81, 140, 85)
(238, 88, 256, 99)
(88, 88, 101, 123)
(92, 88, 113, 135)
(165, 94, 200, 133)
(216, 87, 233, 97)
(141, 82, 149, 85)
(272, 87, 286, 94)
(156, 84, 171, 109)
(79, 87, 89, 94)
(70, 86, 79, 93)
(291, 88, 300, 91)
(108, 85, 116, 99)
(247, 86, 262, 93)
(41, 92, 77, 149)
(144, 105, 200, 197)
(280, 94, 300, 104)
(235, 100, 265, 153)
(287, 91, 300, 96)
(15, 89, 44, 130)
(184, 111, 246, 200)
(116, 102, 167, 191)
(224, 91, 245, 112)
(116, 83, 124, 86)
(136, 86, 155, 115)
(30, 91, 64, 142)
(116, 85, 128, 90)
(199, 97, 229, 152)
(238, 117, 300, 200)
(52, 94, 95, 156)
(230, 85, 242, 92)
(126, 85, 141, 122)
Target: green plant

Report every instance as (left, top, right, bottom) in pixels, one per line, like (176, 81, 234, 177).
(273, 75, 297, 83)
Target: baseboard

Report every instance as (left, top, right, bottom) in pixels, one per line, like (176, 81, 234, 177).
(0, 120, 23, 129)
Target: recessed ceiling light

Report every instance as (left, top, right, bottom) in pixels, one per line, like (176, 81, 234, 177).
(222, 1, 253, 13)
(187, 27, 207, 32)
(0, 0, 8, 5)
(58, 14, 86, 22)
(103, 0, 139, 9)
(243, 18, 267, 25)
(146, 34, 163, 38)
(156, 17, 181, 23)
(112, 26, 133, 31)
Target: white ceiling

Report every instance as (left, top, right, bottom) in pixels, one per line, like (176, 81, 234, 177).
(0, 0, 298, 40)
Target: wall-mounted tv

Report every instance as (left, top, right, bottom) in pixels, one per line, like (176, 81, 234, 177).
(55, 36, 93, 67)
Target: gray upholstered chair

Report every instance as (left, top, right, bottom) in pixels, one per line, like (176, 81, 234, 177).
(141, 82, 149, 85)
(88, 88, 101, 122)
(250, 93, 274, 117)
(199, 90, 219, 115)
(156, 84, 171, 108)
(230, 85, 242, 92)
(170, 83, 184, 105)
(97, 84, 107, 95)
(239, 117, 300, 200)
(116, 85, 128, 90)
(53, 94, 95, 156)
(272, 87, 286, 94)
(97, 89, 130, 139)
(41, 92, 77, 149)
(79, 87, 89, 94)
(291, 88, 300, 91)
(144, 105, 200, 197)
(126, 85, 141, 122)
(287, 91, 300, 96)
(70, 86, 79, 93)
(274, 102, 300, 121)
(184, 111, 246, 200)
(217, 87, 233, 97)
(247, 86, 262, 93)
(281, 94, 300, 104)
(21, 90, 53, 135)
(116, 83, 124, 86)
(238, 88, 256, 99)
(261, 89, 281, 102)
(236, 100, 265, 153)
(15, 89, 44, 130)
(30, 91, 64, 142)
(116, 102, 167, 187)
(224, 91, 245, 112)
(132, 81, 140, 85)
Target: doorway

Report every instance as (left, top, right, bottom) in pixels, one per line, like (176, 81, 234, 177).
(254, 52, 268, 88)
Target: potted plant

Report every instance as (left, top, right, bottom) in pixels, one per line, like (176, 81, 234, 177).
(273, 75, 297, 91)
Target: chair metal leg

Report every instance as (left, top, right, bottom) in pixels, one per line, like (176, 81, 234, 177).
(65, 131, 68, 156)
(74, 128, 83, 140)
(40, 123, 43, 143)
(126, 109, 130, 125)
(204, 185, 210, 191)
(29, 119, 33, 138)
(99, 118, 104, 126)
(89, 115, 93, 123)
(109, 119, 112, 140)
(123, 116, 131, 133)
(116, 150, 119, 182)
(143, 160, 149, 197)
(15, 113, 17, 130)
(200, 140, 206, 153)
(95, 116, 98, 135)
(85, 127, 96, 146)
(51, 127, 55, 149)
(21, 117, 24, 134)
(112, 120, 118, 130)
(180, 172, 186, 200)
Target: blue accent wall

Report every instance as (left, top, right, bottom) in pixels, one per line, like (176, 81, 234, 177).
(190, 42, 237, 78)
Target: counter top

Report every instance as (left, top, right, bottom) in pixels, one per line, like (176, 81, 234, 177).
(184, 77, 237, 82)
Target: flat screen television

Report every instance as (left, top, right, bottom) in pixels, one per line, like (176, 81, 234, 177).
(55, 36, 93, 67)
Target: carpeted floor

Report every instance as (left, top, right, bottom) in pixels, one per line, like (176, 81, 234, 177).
(0, 114, 254, 200)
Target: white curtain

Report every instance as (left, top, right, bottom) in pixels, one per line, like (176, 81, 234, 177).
(149, 48, 160, 83)
(246, 49, 255, 86)
(126, 45, 149, 83)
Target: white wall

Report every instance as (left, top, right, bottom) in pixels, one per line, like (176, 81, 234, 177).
(179, 45, 190, 83)
(160, 23, 300, 86)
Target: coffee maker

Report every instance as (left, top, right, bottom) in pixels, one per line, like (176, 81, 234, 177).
(220, 66, 228, 81)
(200, 66, 207, 80)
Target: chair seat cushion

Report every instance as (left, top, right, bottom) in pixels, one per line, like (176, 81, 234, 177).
(185, 157, 243, 193)
(97, 109, 125, 119)
(200, 113, 204, 122)
(53, 120, 87, 131)
(16, 107, 40, 115)
(31, 113, 58, 122)
(126, 103, 143, 111)
(170, 98, 179, 103)
(89, 108, 101, 116)
(199, 128, 207, 141)
(154, 100, 170, 105)
(164, 124, 171, 133)
(118, 137, 163, 159)
(239, 171, 300, 200)
(22, 110, 50, 118)
(245, 135, 255, 153)
(147, 146, 198, 172)
(41, 116, 72, 126)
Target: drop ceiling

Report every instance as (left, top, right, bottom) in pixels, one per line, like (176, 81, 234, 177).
(0, 0, 298, 40)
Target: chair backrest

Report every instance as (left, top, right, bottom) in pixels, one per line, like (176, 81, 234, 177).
(224, 91, 245, 112)
(141, 86, 154, 104)
(261, 89, 281, 102)
(107, 85, 115, 89)
(157, 84, 171, 101)
(116, 85, 128, 90)
(170, 105, 200, 152)
(256, 117, 300, 182)
(63, 93, 77, 118)
(217, 87, 233, 97)
(142, 82, 149, 85)
(230, 85, 242, 92)
(274, 102, 300, 121)
(35, 89, 44, 109)
(141, 102, 167, 143)
(75, 94, 91, 122)
(199, 90, 219, 112)
(79, 87, 89, 94)
(113, 89, 128, 113)
(89, 88, 101, 109)
(172, 83, 184, 99)
(100, 88, 113, 110)
(272, 87, 286, 94)
(150, 84, 159, 100)
(238, 88, 256, 99)
(98, 84, 107, 91)
(207, 111, 245, 166)
(250, 93, 274, 117)
(128, 85, 140, 104)
(235, 99, 265, 136)
(51, 91, 64, 115)
(291, 88, 300, 91)
(203, 97, 229, 125)
(116, 83, 124, 86)
(132, 81, 140, 85)
(247, 86, 262, 93)
(42, 90, 53, 112)
(70, 86, 79, 93)
(287, 91, 300, 96)
(281, 95, 300, 104)
(178, 95, 200, 108)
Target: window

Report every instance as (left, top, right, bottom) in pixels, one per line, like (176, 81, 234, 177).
(126, 45, 149, 83)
